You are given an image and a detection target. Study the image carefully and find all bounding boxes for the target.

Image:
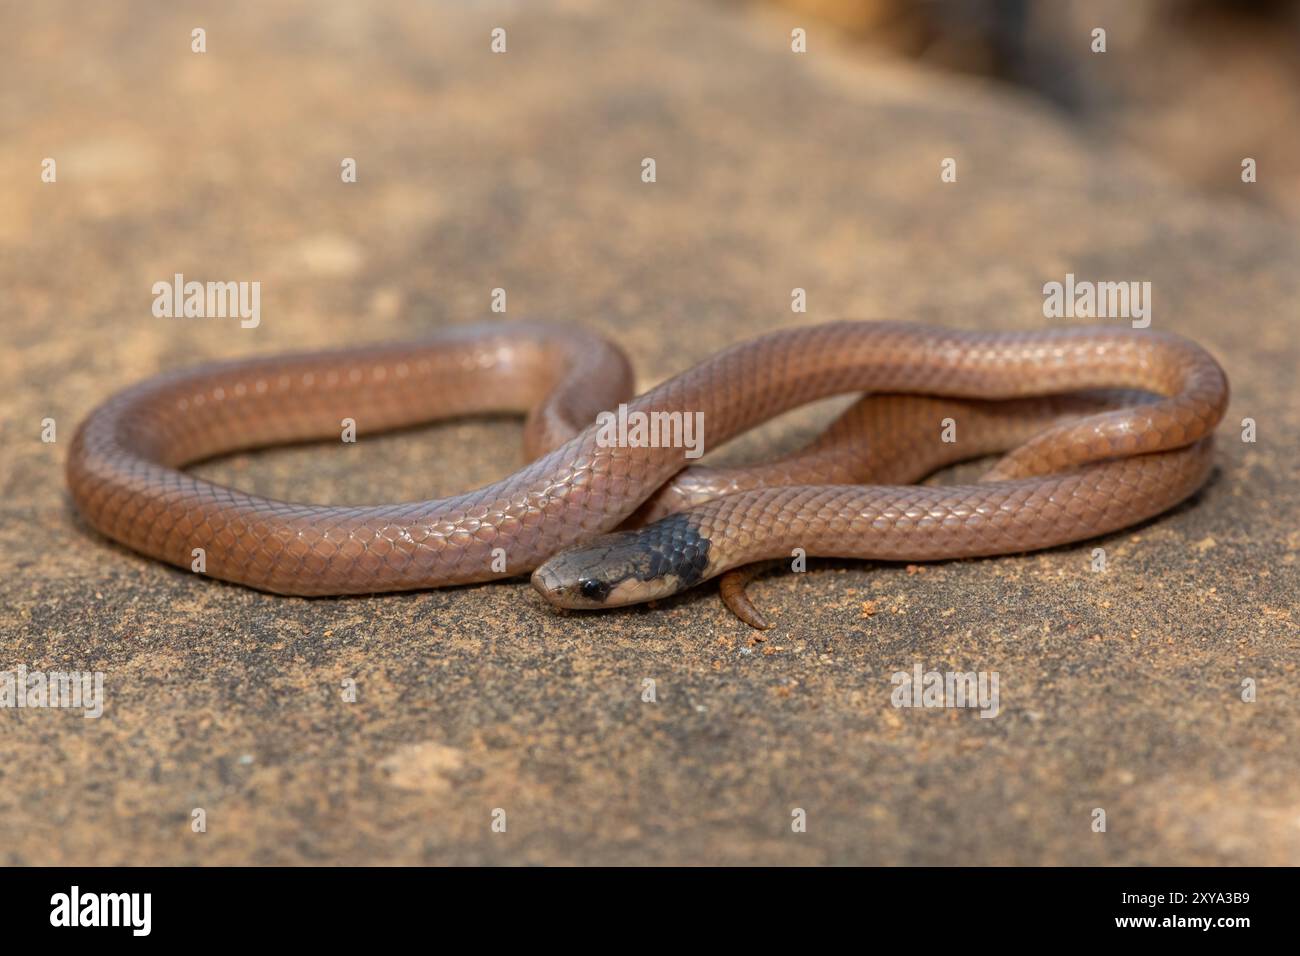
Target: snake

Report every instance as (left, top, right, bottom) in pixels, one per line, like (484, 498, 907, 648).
(66, 321, 1228, 627)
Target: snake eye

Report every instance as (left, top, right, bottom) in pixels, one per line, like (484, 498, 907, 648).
(579, 578, 611, 602)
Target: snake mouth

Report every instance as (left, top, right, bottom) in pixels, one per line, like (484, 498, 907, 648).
(531, 515, 712, 609)
(529, 563, 612, 608)
(530, 564, 678, 609)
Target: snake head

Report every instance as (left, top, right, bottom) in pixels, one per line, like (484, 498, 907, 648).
(531, 514, 712, 609)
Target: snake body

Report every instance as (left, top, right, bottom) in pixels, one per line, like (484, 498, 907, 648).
(66, 322, 1228, 624)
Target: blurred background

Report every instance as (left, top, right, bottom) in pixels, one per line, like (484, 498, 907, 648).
(1, 0, 1296, 866)
(761, 0, 1300, 215)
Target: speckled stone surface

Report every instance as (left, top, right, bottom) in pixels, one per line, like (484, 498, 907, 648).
(1, 0, 1296, 865)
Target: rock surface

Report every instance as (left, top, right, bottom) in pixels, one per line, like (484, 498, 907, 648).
(1, 0, 1296, 864)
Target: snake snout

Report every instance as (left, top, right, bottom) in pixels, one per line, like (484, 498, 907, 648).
(530, 550, 619, 608)
(529, 564, 560, 595)
(532, 517, 713, 610)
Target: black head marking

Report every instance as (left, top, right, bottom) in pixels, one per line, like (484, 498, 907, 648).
(531, 512, 714, 608)
(634, 512, 710, 587)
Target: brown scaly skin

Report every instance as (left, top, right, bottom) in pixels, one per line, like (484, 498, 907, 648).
(634, 389, 1156, 626)
(534, 440, 1216, 625)
(67, 322, 1227, 621)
